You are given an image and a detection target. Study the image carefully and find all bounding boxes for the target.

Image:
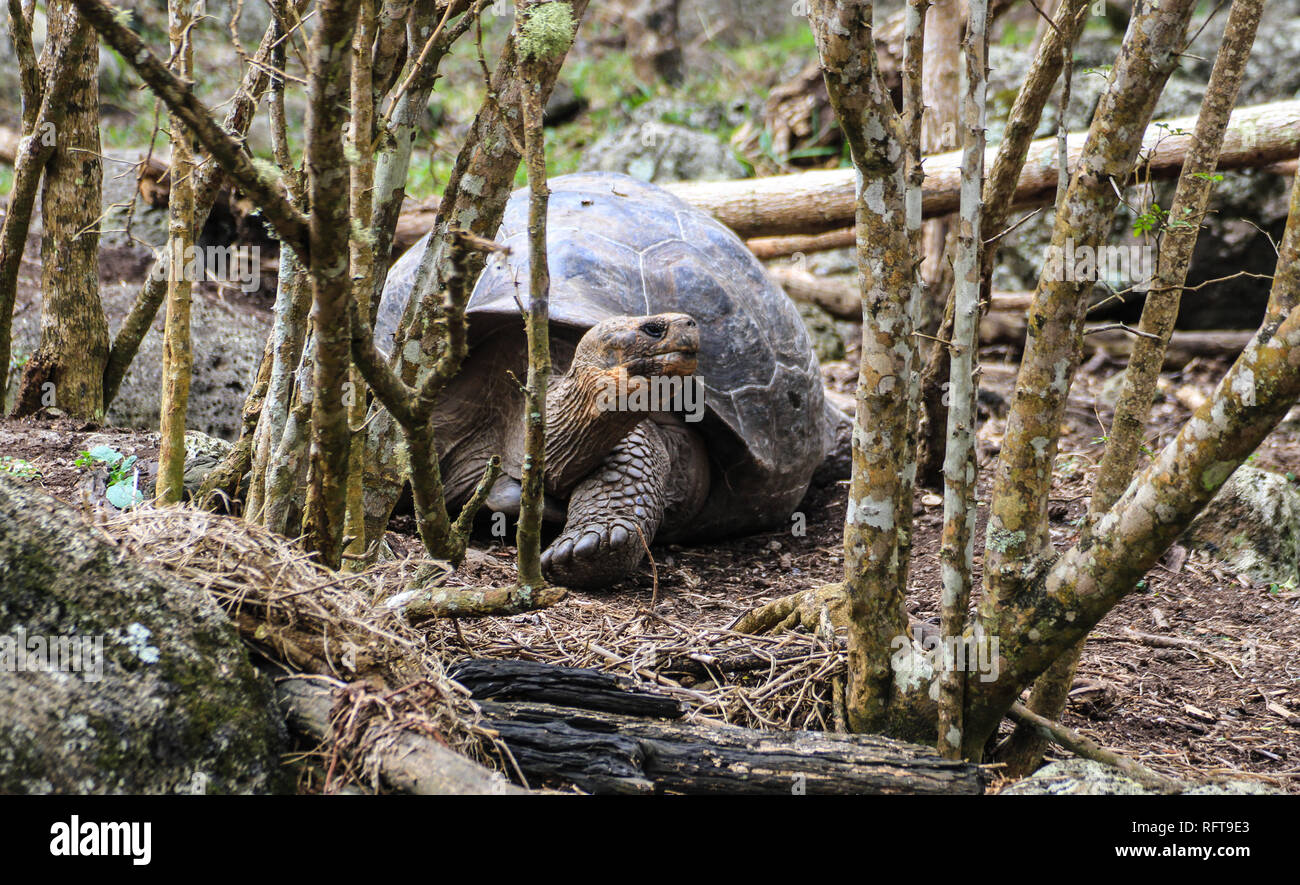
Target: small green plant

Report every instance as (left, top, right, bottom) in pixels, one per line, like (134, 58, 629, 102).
(74, 445, 145, 508)
(1268, 577, 1298, 595)
(1132, 202, 1168, 236)
(0, 456, 41, 481)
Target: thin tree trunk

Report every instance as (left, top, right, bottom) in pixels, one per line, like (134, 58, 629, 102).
(972, 0, 1199, 757)
(0, 20, 88, 400)
(980, 0, 1196, 638)
(899, 0, 929, 576)
(917, 0, 960, 335)
(344, 0, 378, 567)
(300, 0, 363, 570)
(156, 0, 197, 504)
(6, 0, 41, 132)
(248, 1, 309, 526)
(810, 0, 920, 737)
(102, 12, 288, 409)
(514, 4, 561, 589)
(367, 0, 481, 321)
(936, 0, 985, 761)
(13, 0, 108, 419)
(916, 0, 1089, 487)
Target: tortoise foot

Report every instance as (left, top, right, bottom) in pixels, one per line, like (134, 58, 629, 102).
(541, 516, 646, 589)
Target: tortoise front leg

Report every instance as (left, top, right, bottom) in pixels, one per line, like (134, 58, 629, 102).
(541, 421, 670, 589)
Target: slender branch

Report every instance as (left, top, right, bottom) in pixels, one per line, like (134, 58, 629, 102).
(68, 0, 310, 260)
(981, 0, 1197, 628)
(103, 14, 285, 408)
(1007, 702, 1184, 793)
(156, 0, 197, 505)
(810, 0, 917, 735)
(937, 0, 986, 761)
(6, 0, 42, 130)
(514, 0, 570, 590)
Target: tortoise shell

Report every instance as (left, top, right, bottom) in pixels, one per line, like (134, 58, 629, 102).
(376, 172, 828, 537)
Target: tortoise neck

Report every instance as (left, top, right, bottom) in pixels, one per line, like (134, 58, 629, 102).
(545, 366, 644, 493)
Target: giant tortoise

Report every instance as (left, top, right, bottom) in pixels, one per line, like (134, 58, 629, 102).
(377, 172, 840, 588)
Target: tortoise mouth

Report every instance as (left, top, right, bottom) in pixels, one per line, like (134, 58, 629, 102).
(642, 347, 698, 377)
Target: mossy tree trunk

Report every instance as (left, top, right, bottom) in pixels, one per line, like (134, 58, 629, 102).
(980, 0, 1196, 643)
(300, 0, 364, 569)
(513, 0, 576, 589)
(13, 0, 108, 420)
(774, 0, 1300, 764)
(935, 0, 986, 761)
(809, 0, 921, 736)
(343, 0, 379, 567)
(0, 10, 87, 406)
(156, 0, 197, 505)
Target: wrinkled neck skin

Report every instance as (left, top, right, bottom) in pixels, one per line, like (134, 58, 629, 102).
(544, 365, 645, 494)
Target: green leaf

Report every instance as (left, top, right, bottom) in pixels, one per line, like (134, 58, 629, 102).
(87, 445, 124, 465)
(106, 481, 144, 510)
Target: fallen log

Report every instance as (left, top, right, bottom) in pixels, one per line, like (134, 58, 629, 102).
(476, 699, 983, 795)
(449, 658, 686, 718)
(1086, 328, 1256, 368)
(767, 265, 859, 318)
(767, 265, 1034, 319)
(749, 227, 856, 259)
(275, 674, 522, 795)
(665, 100, 1300, 240)
(455, 658, 983, 795)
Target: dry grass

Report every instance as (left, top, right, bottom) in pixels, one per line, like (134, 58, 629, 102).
(95, 505, 505, 789)
(92, 504, 853, 792)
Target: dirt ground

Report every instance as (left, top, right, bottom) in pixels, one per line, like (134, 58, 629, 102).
(5, 334, 1298, 792)
(3, 285, 1299, 791)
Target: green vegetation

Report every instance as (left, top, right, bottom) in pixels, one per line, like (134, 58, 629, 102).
(0, 456, 41, 481)
(74, 445, 145, 508)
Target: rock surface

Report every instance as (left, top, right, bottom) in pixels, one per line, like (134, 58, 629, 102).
(1000, 758, 1279, 795)
(1182, 465, 1300, 587)
(581, 97, 748, 183)
(8, 241, 270, 440)
(0, 474, 289, 793)
(582, 119, 747, 183)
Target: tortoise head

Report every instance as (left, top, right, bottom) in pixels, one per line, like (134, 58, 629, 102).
(571, 313, 700, 382)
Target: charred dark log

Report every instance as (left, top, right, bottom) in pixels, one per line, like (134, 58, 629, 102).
(476, 700, 984, 795)
(453, 659, 983, 795)
(449, 659, 685, 719)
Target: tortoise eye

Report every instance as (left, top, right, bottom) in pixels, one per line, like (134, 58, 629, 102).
(640, 319, 667, 340)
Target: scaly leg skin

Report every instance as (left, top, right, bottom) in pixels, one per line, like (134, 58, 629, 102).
(541, 421, 670, 589)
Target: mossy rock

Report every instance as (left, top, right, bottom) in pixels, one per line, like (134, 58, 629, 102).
(0, 475, 289, 793)
(1000, 758, 1279, 795)
(796, 301, 850, 364)
(1182, 465, 1300, 587)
